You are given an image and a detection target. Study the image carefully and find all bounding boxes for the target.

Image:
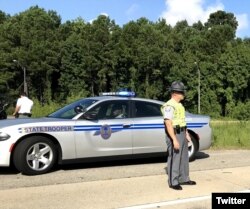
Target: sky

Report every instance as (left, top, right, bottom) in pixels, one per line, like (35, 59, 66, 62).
(0, 0, 249, 38)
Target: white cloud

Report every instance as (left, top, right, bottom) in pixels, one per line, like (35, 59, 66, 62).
(160, 0, 224, 26)
(235, 13, 249, 37)
(100, 12, 109, 17)
(160, 0, 249, 37)
(236, 14, 248, 30)
(89, 12, 109, 24)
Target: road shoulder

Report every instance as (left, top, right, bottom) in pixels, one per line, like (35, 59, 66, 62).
(0, 166, 250, 209)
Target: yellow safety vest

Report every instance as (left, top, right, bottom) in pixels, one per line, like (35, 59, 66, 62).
(161, 99, 186, 127)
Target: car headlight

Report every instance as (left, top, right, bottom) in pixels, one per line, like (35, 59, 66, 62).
(0, 132, 10, 141)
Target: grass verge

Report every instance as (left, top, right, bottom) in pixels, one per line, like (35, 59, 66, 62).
(211, 120, 250, 149)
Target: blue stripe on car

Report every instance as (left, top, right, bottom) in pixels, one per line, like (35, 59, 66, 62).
(73, 123, 208, 131)
(131, 124, 164, 129)
(186, 123, 208, 128)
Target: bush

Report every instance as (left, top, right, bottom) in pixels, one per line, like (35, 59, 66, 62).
(31, 93, 86, 118)
(31, 99, 62, 117)
(231, 101, 250, 120)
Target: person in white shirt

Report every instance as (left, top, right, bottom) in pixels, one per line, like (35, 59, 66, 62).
(13, 92, 34, 118)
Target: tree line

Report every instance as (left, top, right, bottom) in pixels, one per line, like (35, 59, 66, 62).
(0, 6, 249, 119)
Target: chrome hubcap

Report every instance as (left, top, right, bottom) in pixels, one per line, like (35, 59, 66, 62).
(26, 143, 53, 171)
(188, 141, 193, 157)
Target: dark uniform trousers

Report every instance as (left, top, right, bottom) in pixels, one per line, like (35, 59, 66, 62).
(166, 130, 190, 186)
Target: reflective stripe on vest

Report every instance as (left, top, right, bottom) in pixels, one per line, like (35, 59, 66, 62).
(161, 99, 186, 127)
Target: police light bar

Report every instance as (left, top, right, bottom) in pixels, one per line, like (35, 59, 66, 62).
(100, 91, 136, 97)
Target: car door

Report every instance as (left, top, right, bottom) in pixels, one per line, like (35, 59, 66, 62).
(74, 100, 133, 158)
(131, 100, 166, 154)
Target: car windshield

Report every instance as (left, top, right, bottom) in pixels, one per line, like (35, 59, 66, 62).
(47, 99, 98, 119)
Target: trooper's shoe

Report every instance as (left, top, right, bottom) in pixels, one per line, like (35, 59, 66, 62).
(180, 180, 196, 185)
(170, 185, 182, 190)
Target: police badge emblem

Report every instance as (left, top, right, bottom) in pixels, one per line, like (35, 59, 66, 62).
(100, 124, 112, 139)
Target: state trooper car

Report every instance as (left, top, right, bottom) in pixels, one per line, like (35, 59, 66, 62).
(0, 91, 212, 175)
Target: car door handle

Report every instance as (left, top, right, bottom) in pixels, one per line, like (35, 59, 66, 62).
(123, 124, 131, 128)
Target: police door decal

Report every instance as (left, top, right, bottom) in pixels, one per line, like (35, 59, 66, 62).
(100, 124, 112, 139)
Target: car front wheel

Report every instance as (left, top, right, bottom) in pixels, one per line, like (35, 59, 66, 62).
(13, 136, 57, 175)
(188, 134, 198, 162)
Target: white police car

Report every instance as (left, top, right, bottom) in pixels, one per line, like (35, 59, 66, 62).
(0, 91, 212, 175)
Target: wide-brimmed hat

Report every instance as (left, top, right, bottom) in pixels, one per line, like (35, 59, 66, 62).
(169, 81, 186, 93)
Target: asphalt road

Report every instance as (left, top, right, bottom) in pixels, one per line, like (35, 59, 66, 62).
(0, 149, 250, 209)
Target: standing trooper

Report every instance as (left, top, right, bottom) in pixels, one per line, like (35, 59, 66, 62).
(161, 81, 196, 190)
(13, 91, 33, 118)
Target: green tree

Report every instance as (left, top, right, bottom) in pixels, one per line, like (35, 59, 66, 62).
(1, 6, 61, 103)
(0, 6, 249, 119)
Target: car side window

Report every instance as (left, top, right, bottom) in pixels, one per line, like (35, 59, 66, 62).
(83, 100, 129, 120)
(134, 101, 162, 117)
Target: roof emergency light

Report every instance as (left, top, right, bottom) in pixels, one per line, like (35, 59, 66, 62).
(100, 89, 136, 97)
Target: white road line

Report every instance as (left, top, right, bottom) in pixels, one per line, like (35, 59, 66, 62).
(118, 195, 211, 209)
(118, 190, 250, 209)
(238, 189, 250, 193)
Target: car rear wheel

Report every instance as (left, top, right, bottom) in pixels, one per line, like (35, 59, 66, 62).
(13, 136, 57, 175)
(188, 134, 198, 161)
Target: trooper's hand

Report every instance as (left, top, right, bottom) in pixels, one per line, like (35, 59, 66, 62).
(173, 139, 180, 150)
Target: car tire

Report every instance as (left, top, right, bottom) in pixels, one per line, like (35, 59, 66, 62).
(13, 136, 57, 175)
(188, 134, 198, 162)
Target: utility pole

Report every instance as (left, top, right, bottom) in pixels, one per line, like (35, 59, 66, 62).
(13, 60, 28, 95)
(195, 62, 200, 114)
